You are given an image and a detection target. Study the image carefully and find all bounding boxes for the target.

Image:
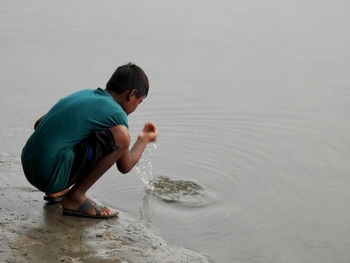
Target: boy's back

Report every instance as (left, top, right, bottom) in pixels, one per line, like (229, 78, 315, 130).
(21, 88, 128, 193)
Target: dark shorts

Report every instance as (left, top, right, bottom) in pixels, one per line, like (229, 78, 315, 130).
(67, 129, 116, 187)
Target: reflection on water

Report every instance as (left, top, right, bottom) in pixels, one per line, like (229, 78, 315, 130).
(2, 0, 350, 262)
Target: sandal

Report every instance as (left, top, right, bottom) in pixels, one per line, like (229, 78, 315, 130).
(62, 198, 118, 219)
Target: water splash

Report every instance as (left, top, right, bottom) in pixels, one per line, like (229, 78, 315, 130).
(136, 143, 158, 185)
(136, 144, 208, 204)
(146, 176, 203, 202)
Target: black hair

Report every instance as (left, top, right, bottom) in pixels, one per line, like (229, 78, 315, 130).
(106, 63, 149, 98)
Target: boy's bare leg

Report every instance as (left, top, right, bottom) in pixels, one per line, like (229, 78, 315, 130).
(62, 122, 157, 216)
(62, 125, 129, 216)
(46, 188, 69, 198)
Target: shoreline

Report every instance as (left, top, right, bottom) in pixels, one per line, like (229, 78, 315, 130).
(0, 154, 209, 263)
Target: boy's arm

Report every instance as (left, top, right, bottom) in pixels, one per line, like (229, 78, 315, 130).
(34, 114, 46, 130)
(116, 122, 158, 174)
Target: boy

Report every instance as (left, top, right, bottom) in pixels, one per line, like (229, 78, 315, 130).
(21, 63, 158, 219)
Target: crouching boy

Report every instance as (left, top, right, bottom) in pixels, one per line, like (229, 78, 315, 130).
(21, 63, 158, 218)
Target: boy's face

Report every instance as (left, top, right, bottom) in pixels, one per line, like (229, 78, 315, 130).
(125, 92, 143, 115)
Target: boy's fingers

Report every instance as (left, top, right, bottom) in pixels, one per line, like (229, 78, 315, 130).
(149, 123, 157, 131)
(144, 122, 157, 132)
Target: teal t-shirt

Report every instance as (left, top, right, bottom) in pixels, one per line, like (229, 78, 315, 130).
(21, 88, 128, 193)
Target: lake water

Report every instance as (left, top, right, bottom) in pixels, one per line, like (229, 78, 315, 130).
(1, 1, 350, 262)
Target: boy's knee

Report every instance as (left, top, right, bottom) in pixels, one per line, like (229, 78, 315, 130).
(109, 125, 130, 150)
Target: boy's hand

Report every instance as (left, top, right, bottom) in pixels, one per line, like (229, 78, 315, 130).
(140, 122, 158, 142)
(118, 122, 158, 174)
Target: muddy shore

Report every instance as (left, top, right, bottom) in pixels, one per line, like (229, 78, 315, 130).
(0, 154, 209, 263)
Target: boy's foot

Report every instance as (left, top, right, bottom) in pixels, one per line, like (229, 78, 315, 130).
(62, 195, 117, 219)
(44, 188, 69, 204)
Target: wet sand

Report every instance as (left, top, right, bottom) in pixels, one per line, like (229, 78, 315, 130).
(0, 154, 209, 263)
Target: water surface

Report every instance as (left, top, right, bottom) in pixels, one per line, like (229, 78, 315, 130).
(1, 1, 350, 262)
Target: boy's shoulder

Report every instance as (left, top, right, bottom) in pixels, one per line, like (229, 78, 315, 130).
(61, 88, 112, 104)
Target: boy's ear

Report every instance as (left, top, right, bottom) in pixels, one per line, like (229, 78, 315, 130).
(128, 89, 138, 101)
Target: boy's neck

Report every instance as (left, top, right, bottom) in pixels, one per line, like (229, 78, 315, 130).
(105, 89, 126, 105)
